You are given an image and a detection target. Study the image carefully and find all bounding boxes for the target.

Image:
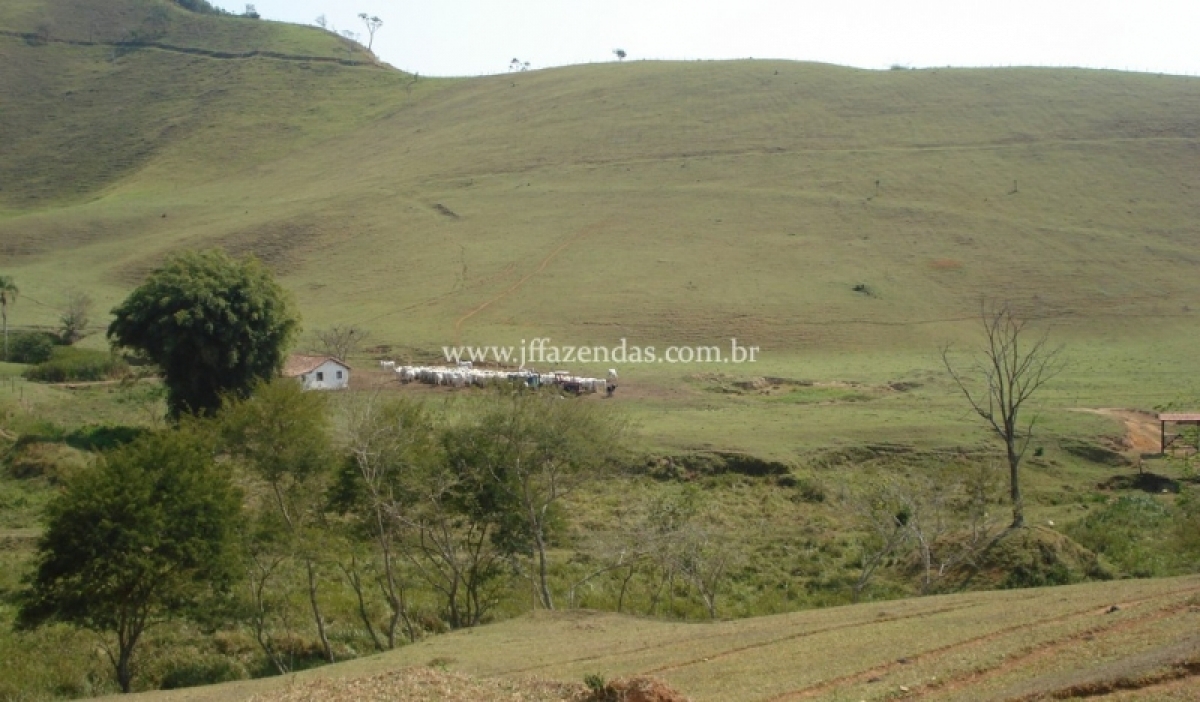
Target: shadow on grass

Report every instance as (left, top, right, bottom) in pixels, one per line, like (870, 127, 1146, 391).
(1098, 472, 1182, 494)
(63, 424, 147, 452)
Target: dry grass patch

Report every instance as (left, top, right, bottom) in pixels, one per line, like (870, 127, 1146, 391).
(244, 668, 692, 702)
(247, 668, 587, 702)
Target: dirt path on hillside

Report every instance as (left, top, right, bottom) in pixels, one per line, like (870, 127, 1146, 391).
(47, 377, 160, 390)
(452, 218, 614, 344)
(1071, 408, 1162, 455)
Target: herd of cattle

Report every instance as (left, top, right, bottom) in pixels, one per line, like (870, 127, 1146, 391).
(379, 361, 617, 395)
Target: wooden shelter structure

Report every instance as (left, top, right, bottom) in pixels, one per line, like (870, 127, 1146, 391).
(1157, 412, 1200, 454)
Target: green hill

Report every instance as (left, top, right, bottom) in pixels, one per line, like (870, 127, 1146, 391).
(3, 0, 1200, 455)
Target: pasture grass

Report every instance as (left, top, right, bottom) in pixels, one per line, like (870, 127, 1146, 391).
(2, 9, 1199, 382)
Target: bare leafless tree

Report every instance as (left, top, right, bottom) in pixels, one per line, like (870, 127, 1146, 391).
(399, 475, 508, 629)
(674, 521, 736, 619)
(900, 470, 1003, 595)
(312, 324, 369, 361)
(568, 503, 657, 611)
(845, 478, 912, 603)
(845, 468, 1002, 599)
(59, 290, 93, 344)
(340, 392, 436, 646)
(245, 550, 298, 675)
(942, 301, 1064, 528)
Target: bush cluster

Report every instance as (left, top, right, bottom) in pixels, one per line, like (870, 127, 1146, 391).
(23, 348, 129, 383)
(5, 331, 60, 364)
(1065, 494, 1183, 577)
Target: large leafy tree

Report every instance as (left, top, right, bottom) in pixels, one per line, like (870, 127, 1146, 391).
(17, 426, 243, 693)
(0, 275, 17, 361)
(108, 249, 299, 417)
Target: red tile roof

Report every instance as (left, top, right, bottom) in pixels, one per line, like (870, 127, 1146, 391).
(282, 355, 349, 378)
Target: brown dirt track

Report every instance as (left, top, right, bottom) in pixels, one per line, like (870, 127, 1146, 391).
(1072, 408, 1164, 456)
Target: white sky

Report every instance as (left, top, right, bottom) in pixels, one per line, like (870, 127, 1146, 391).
(221, 1, 1200, 77)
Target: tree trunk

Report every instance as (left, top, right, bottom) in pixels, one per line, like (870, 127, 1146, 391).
(376, 525, 415, 645)
(533, 528, 554, 610)
(116, 643, 134, 693)
(248, 555, 290, 675)
(617, 564, 636, 613)
(342, 559, 384, 653)
(110, 613, 145, 694)
(305, 558, 335, 663)
(919, 535, 933, 595)
(1007, 441, 1024, 528)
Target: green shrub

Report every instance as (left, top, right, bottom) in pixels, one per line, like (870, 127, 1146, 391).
(65, 424, 148, 452)
(6, 331, 58, 364)
(159, 656, 247, 689)
(583, 673, 607, 692)
(1065, 495, 1178, 577)
(4, 441, 90, 483)
(23, 347, 129, 383)
(1003, 560, 1072, 589)
(785, 474, 827, 503)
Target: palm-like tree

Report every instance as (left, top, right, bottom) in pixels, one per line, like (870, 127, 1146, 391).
(0, 276, 17, 361)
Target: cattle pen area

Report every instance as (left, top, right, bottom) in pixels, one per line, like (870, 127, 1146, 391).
(1157, 413, 1200, 455)
(376, 360, 618, 397)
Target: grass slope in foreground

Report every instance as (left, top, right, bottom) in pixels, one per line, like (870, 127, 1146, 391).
(98, 573, 1200, 702)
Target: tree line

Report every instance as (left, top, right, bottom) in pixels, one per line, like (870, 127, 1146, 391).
(10, 249, 632, 692)
(18, 380, 629, 692)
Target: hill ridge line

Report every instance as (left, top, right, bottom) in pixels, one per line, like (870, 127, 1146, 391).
(0, 29, 388, 68)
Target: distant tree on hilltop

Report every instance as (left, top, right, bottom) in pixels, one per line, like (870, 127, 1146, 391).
(358, 13, 383, 52)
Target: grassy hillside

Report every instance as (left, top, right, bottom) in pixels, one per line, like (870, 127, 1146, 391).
(98, 574, 1200, 701)
(3, 0, 1200, 460)
(0, 0, 355, 56)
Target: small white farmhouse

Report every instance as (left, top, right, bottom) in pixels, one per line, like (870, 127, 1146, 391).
(283, 355, 351, 390)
